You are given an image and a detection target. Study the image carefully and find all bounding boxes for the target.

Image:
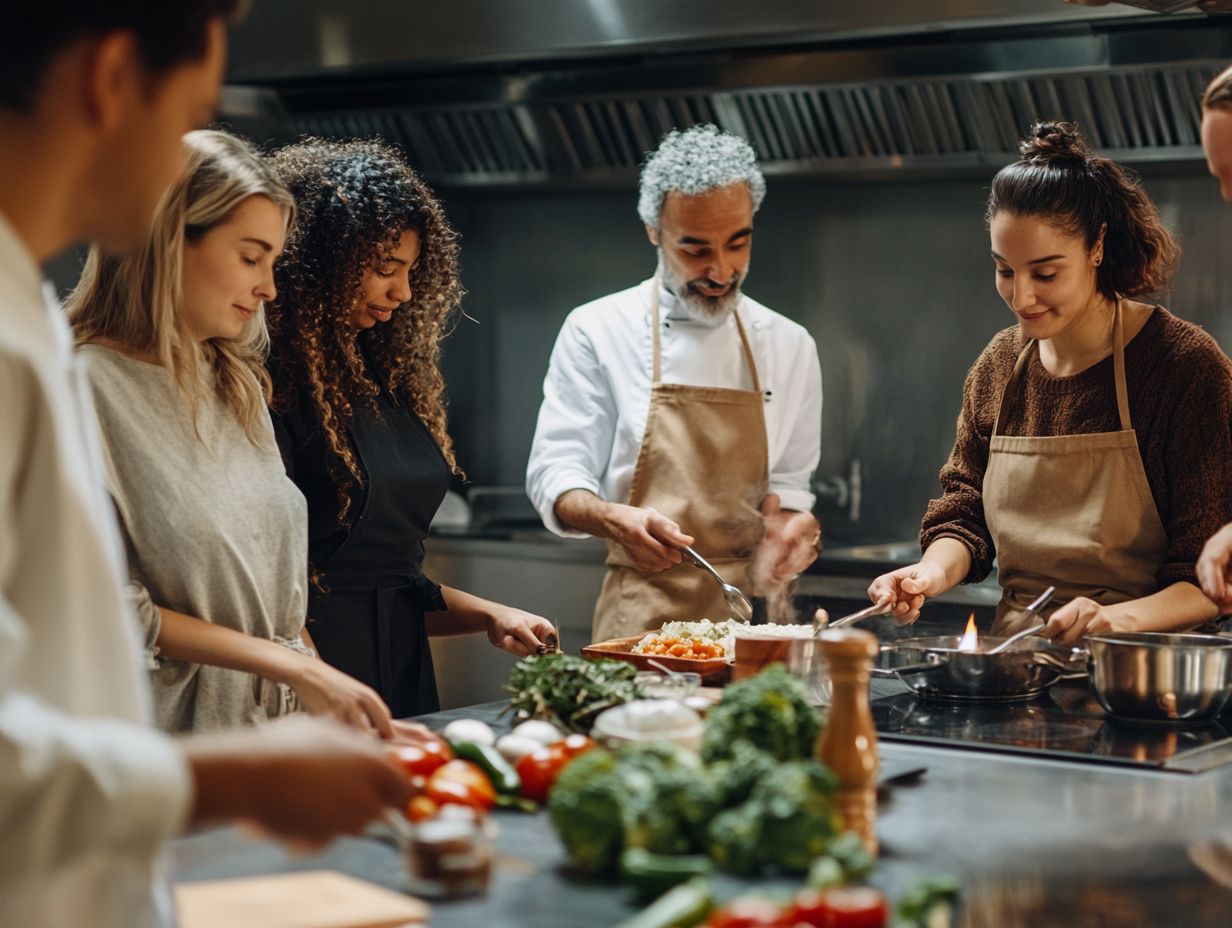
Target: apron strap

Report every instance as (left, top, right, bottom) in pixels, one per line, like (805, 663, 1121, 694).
(648, 271, 763, 393)
(993, 341, 1036, 438)
(1111, 298, 1131, 431)
(992, 298, 1132, 437)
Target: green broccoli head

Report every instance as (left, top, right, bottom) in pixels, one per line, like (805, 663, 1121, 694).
(702, 664, 822, 764)
(616, 743, 713, 855)
(548, 749, 626, 874)
(704, 740, 779, 808)
(751, 760, 843, 873)
(706, 803, 764, 876)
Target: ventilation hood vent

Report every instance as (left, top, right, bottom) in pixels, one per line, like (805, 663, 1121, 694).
(225, 12, 1232, 187)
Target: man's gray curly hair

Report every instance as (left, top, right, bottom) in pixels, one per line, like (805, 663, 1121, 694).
(637, 124, 766, 229)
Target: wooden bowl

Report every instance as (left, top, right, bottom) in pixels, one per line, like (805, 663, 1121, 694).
(580, 635, 732, 684)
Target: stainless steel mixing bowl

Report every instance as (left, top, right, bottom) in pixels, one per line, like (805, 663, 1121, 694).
(1085, 632, 1232, 726)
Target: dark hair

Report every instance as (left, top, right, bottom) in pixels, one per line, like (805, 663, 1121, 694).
(0, 1, 245, 111)
(266, 137, 464, 525)
(986, 121, 1179, 300)
(1205, 64, 1232, 112)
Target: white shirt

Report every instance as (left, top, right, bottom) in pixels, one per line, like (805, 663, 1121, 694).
(527, 277, 822, 535)
(0, 213, 190, 928)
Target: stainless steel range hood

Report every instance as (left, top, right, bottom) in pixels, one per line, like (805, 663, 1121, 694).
(222, 2, 1232, 186)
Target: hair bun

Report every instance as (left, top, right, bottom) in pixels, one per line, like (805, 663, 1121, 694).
(1019, 121, 1092, 164)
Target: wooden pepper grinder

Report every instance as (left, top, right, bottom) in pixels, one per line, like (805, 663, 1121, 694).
(817, 628, 880, 856)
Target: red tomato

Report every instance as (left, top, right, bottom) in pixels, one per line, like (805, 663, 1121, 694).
(425, 759, 495, 812)
(387, 740, 452, 779)
(704, 897, 787, 928)
(516, 745, 570, 803)
(787, 888, 888, 928)
(406, 795, 440, 822)
(558, 733, 597, 760)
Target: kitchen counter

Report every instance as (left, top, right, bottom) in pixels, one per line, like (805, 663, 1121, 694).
(171, 699, 1232, 927)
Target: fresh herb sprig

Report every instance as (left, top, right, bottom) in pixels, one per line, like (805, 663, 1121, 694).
(504, 653, 643, 733)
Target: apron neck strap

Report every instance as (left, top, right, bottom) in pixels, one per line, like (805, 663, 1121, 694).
(649, 273, 763, 394)
(1111, 298, 1131, 431)
(993, 298, 1131, 437)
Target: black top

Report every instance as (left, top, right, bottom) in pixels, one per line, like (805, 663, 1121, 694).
(273, 387, 450, 599)
(272, 376, 451, 717)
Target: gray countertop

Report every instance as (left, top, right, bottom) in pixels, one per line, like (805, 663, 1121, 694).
(171, 700, 1232, 927)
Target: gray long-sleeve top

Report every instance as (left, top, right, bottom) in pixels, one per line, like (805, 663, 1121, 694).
(81, 344, 310, 733)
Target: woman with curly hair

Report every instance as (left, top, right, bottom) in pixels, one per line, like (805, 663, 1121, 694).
(266, 138, 554, 717)
(67, 129, 397, 735)
(870, 121, 1232, 643)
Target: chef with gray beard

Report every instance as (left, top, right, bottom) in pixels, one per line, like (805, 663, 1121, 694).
(526, 124, 823, 641)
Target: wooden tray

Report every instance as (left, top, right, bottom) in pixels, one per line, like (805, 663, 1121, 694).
(581, 634, 732, 683)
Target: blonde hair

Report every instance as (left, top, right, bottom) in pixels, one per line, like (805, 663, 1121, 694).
(67, 128, 297, 445)
(1204, 63, 1232, 111)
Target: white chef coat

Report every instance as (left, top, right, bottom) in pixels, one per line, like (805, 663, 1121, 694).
(0, 212, 191, 928)
(527, 277, 822, 535)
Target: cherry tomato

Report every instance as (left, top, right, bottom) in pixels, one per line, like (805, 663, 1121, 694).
(558, 733, 597, 760)
(516, 745, 570, 803)
(704, 897, 788, 928)
(787, 887, 888, 928)
(425, 759, 495, 811)
(387, 739, 452, 779)
(406, 795, 440, 822)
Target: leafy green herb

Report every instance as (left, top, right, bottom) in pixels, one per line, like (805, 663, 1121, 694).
(504, 653, 642, 733)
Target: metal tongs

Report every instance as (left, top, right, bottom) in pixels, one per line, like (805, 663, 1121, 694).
(827, 601, 895, 631)
(985, 586, 1057, 655)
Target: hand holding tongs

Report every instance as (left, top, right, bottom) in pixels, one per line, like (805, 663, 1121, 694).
(985, 586, 1057, 655)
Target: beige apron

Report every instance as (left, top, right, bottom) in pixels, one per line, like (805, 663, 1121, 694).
(592, 278, 770, 641)
(983, 300, 1169, 635)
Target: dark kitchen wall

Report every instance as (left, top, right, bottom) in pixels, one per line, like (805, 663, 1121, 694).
(434, 166, 1231, 546)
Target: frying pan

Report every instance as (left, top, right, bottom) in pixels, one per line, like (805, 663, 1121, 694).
(873, 634, 1088, 702)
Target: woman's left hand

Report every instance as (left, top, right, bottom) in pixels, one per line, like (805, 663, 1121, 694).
(1041, 597, 1119, 645)
(486, 607, 557, 657)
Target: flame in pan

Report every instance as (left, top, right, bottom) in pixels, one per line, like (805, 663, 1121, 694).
(957, 614, 980, 652)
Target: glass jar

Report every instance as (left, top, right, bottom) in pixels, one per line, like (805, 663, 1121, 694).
(404, 806, 493, 898)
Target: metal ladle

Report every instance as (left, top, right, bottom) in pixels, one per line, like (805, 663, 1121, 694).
(682, 545, 754, 622)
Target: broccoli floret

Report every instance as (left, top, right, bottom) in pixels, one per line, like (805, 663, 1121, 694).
(704, 740, 778, 808)
(702, 664, 822, 763)
(706, 758, 841, 876)
(617, 743, 715, 854)
(706, 803, 763, 875)
(751, 760, 842, 873)
(548, 749, 626, 874)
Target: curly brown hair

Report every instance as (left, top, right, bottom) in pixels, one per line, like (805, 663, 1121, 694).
(986, 121, 1180, 301)
(266, 137, 464, 523)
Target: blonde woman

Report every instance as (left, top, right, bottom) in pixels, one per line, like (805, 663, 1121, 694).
(68, 129, 397, 735)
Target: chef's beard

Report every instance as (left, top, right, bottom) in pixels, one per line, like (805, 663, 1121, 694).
(657, 253, 745, 327)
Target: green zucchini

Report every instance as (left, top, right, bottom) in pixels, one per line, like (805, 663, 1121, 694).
(620, 849, 714, 902)
(612, 877, 713, 928)
(451, 740, 522, 795)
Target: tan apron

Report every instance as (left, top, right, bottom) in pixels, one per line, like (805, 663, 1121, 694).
(983, 300, 1169, 635)
(591, 278, 770, 641)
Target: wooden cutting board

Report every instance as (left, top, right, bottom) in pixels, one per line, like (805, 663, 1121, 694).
(175, 870, 429, 928)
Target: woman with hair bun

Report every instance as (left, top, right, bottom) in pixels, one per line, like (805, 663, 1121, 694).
(870, 121, 1232, 643)
(266, 138, 554, 718)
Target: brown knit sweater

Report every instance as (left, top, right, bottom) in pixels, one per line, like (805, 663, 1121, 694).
(921, 307, 1232, 589)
